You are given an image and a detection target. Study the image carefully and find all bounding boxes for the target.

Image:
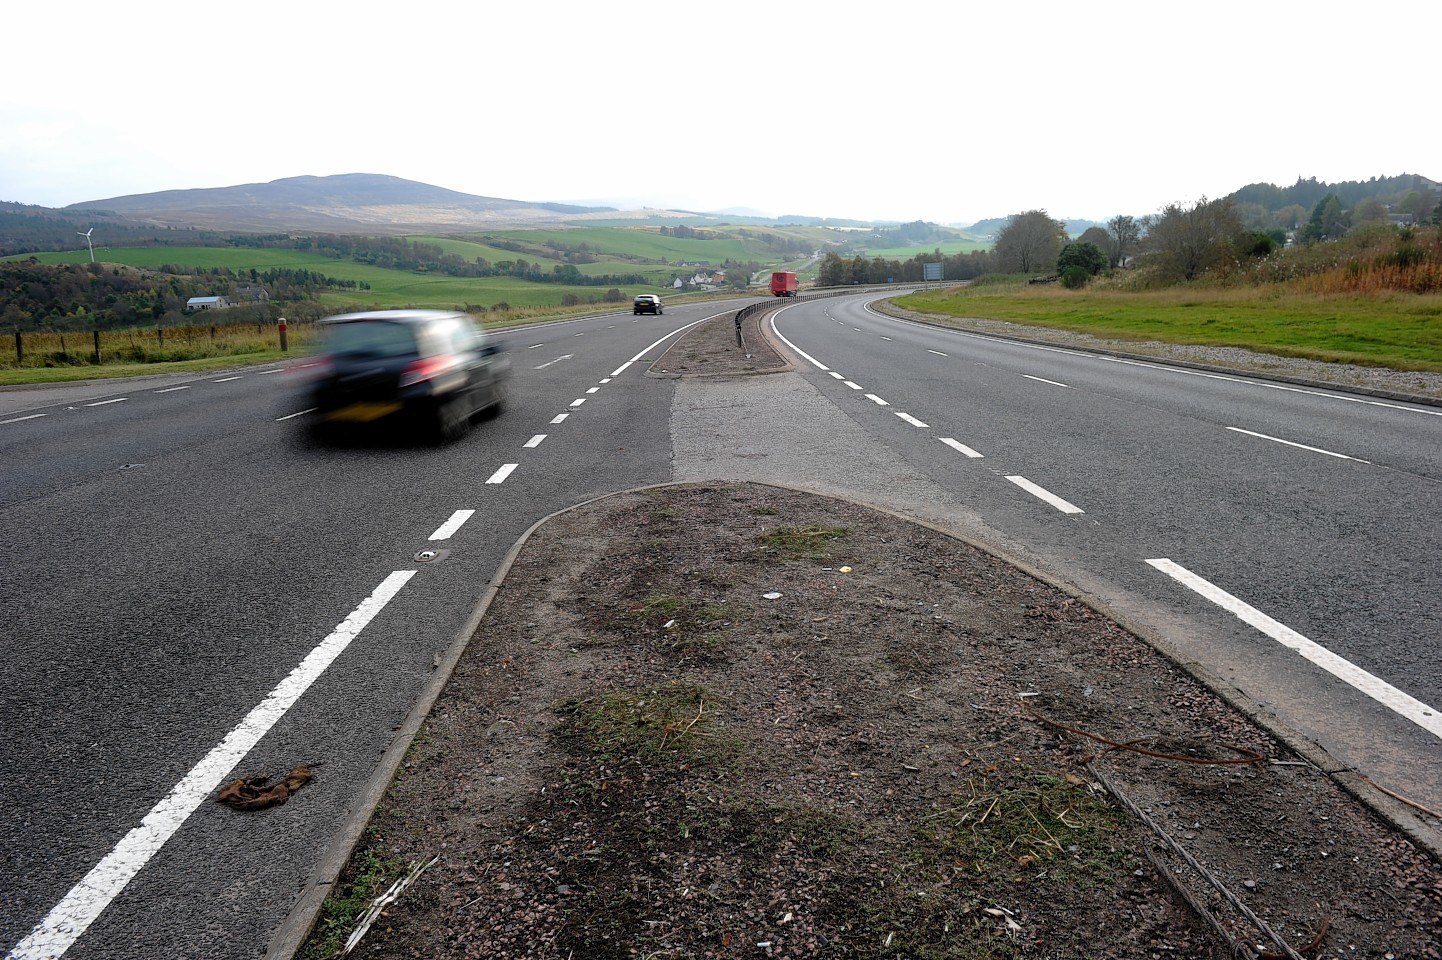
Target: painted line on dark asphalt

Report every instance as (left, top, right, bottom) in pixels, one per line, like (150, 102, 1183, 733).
(213, 376, 243, 383)
(550, 414, 569, 425)
(1226, 427, 1372, 463)
(1146, 559, 1442, 740)
(429, 510, 475, 541)
(486, 464, 518, 484)
(894, 412, 929, 428)
(844, 381, 863, 390)
(1023, 374, 1070, 389)
(865, 394, 889, 406)
(7, 571, 417, 960)
(524, 435, 547, 448)
(940, 437, 985, 459)
(154, 386, 190, 394)
(1005, 476, 1084, 514)
(569, 398, 587, 408)
(928, 350, 949, 357)
(275, 408, 316, 422)
(84, 398, 126, 407)
(2, 413, 47, 424)
(610, 315, 711, 378)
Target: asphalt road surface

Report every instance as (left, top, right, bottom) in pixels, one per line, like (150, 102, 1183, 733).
(4, 291, 1440, 959)
(754, 294, 1442, 819)
(0, 301, 740, 960)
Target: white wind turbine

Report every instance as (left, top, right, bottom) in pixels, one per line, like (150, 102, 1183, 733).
(78, 227, 95, 262)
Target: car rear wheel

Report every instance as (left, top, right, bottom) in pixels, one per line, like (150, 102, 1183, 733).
(434, 394, 473, 443)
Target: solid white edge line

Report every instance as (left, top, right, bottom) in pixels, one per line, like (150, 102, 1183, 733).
(766, 306, 830, 371)
(894, 412, 929, 428)
(2, 413, 47, 424)
(524, 434, 546, 448)
(486, 463, 518, 484)
(1226, 427, 1370, 463)
(928, 350, 949, 357)
(939, 437, 984, 458)
(1005, 475, 1084, 514)
(275, 408, 316, 422)
(7, 571, 416, 960)
(1145, 559, 1442, 739)
(428, 509, 475, 541)
(613, 315, 713, 376)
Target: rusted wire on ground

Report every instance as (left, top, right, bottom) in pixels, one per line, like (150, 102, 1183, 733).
(1089, 763, 1318, 960)
(1360, 774, 1442, 820)
(1024, 705, 1264, 766)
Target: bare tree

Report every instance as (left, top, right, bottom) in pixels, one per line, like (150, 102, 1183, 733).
(1105, 215, 1142, 267)
(993, 210, 1067, 274)
(1145, 197, 1242, 281)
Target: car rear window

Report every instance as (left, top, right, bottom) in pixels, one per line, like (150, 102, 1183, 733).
(324, 321, 420, 358)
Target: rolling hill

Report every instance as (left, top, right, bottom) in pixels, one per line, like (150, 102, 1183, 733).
(63, 173, 626, 233)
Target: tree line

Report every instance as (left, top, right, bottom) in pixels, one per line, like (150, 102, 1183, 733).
(0, 260, 348, 332)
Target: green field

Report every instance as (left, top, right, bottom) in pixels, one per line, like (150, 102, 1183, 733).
(896, 282, 1442, 371)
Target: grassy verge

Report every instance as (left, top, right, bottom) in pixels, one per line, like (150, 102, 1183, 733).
(895, 281, 1442, 371)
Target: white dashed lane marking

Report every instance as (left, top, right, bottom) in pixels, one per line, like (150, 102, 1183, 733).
(1005, 476, 1084, 514)
(486, 463, 518, 484)
(428, 510, 474, 541)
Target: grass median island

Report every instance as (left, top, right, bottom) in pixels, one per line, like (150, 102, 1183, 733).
(895, 281, 1442, 371)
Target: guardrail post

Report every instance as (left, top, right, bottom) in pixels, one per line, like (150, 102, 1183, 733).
(278, 318, 289, 352)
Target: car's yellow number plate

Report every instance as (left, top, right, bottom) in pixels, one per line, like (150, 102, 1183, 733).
(327, 401, 402, 422)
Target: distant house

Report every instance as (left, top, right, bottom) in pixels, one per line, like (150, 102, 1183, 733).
(186, 296, 231, 312)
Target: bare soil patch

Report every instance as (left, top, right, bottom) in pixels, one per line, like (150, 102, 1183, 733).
(298, 303, 1440, 959)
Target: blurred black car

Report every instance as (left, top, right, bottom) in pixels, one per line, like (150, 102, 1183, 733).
(306, 310, 509, 442)
(633, 295, 663, 315)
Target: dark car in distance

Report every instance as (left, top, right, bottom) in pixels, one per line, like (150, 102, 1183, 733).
(305, 310, 509, 442)
(633, 295, 663, 315)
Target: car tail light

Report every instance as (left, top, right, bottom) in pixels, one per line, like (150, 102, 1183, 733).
(399, 356, 452, 387)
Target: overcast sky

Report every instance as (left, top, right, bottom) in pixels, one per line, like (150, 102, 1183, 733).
(3, 1, 1435, 226)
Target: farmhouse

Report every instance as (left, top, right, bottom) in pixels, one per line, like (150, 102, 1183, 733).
(185, 296, 231, 311)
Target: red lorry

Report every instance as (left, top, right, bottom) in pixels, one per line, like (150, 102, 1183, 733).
(769, 271, 798, 297)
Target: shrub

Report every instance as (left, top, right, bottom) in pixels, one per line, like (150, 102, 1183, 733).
(1061, 266, 1089, 289)
(1057, 241, 1108, 277)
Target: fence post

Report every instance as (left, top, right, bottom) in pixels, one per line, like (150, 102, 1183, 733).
(14, 331, 21, 364)
(93, 330, 101, 364)
(157, 326, 163, 349)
